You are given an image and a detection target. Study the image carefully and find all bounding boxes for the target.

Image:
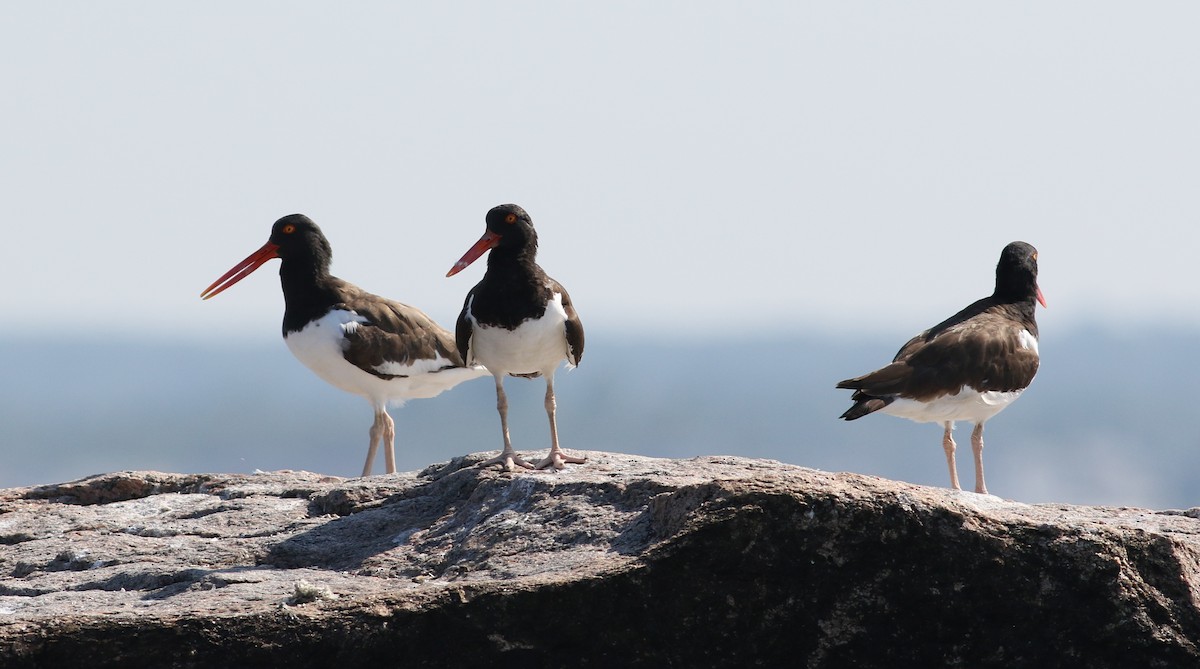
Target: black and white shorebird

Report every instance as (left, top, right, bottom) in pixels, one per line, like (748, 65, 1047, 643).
(837, 241, 1047, 494)
(446, 204, 586, 472)
(201, 214, 487, 476)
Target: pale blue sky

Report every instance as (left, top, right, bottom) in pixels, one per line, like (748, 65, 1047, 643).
(2, 3, 1198, 343)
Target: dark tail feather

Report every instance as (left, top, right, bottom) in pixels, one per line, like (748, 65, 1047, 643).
(838, 393, 893, 421)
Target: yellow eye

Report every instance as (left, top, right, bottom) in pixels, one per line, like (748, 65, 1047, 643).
(504, 213, 517, 224)
(283, 224, 296, 234)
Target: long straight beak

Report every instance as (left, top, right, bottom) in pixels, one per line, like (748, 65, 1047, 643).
(1036, 285, 1047, 308)
(200, 241, 280, 300)
(446, 230, 501, 277)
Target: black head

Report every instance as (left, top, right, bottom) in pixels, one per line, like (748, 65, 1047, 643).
(268, 214, 332, 266)
(446, 203, 540, 277)
(484, 204, 537, 250)
(994, 241, 1046, 307)
(200, 213, 333, 300)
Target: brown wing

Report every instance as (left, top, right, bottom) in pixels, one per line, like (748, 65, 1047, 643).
(896, 313, 1039, 400)
(552, 278, 584, 366)
(334, 280, 466, 379)
(454, 288, 477, 366)
(838, 304, 1039, 418)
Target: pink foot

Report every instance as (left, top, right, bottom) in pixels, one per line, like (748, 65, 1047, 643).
(478, 451, 535, 472)
(534, 450, 587, 471)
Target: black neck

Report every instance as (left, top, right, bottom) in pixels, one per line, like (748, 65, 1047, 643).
(279, 259, 341, 335)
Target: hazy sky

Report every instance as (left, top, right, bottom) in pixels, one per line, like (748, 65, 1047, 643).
(2, 3, 1198, 343)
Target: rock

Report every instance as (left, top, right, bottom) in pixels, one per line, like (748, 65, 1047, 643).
(0, 452, 1196, 667)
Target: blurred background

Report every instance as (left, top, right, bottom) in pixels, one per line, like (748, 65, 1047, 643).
(1, 3, 1196, 508)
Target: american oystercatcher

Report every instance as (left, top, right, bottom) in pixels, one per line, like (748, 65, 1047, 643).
(446, 204, 586, 472)
(837, 241, 1047, 494)
(200, 214, 487, 476)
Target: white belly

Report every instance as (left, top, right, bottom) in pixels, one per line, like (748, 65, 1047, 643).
(285, 310, 485, 406)
(467, 293, 571, 376)
(881, 386, 1024, 425)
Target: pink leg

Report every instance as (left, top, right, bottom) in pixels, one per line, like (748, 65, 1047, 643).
(535, 374, 586, 470)
(971, 423, 988, 494)
(942, 421, 961, 491)
(479, 376, 534, 472)
(363, 409, 384, 477)
(363, 406, 397, 476)
(381, 409, 396, 475)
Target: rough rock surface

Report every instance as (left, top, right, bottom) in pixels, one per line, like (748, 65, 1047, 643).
(0, 452, 1197, 668)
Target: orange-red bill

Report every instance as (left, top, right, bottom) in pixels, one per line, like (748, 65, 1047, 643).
(1036, 286, 1047, 308)
(200, 241, 280, 300)
(446, 230, 501, 277)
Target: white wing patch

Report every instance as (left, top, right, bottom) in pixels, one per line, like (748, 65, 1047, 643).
(373, 355, 456, 377)
(1018, 329, 1039, 354)
(341, 317, 366, 336)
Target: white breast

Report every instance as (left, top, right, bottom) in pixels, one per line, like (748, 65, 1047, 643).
(466, 292, 571, 376)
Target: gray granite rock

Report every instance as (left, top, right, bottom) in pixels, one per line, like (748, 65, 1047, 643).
(0, 453, 1196, 667)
